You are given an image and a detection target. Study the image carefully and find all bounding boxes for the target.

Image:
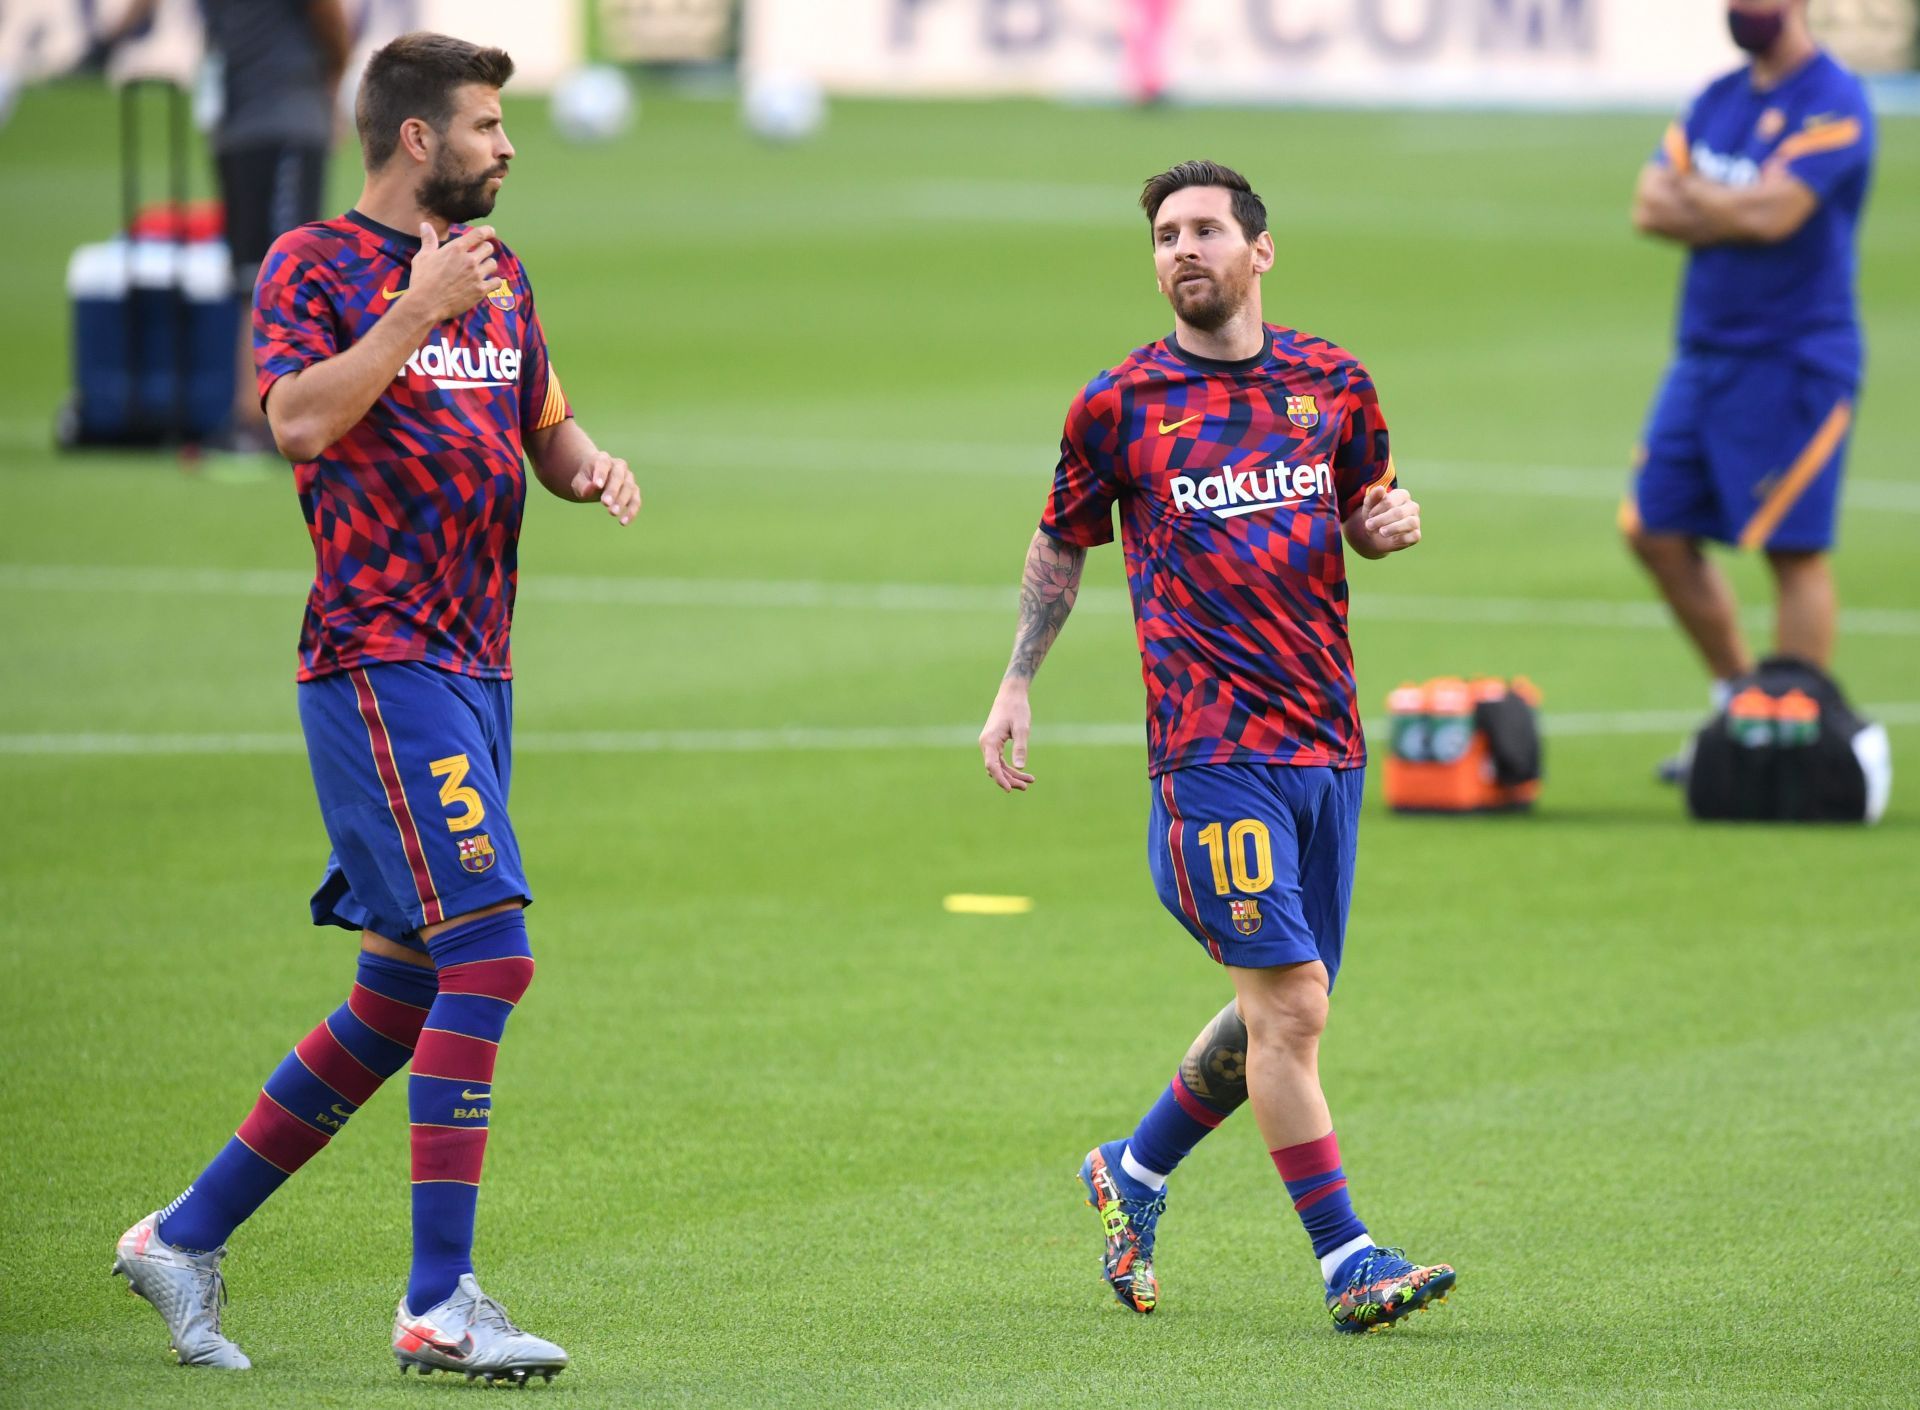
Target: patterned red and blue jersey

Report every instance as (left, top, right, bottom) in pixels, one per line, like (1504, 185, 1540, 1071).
(255, 209, 572, 683)
(1041, 324, 1394, 776)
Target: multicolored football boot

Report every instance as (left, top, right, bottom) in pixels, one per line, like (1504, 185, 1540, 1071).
(1078, 1140, 1166, 1314)
(1326, 1245, 1455, 1334)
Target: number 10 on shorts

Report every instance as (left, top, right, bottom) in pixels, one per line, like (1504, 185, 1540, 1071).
(1196, 819, 1272, 894)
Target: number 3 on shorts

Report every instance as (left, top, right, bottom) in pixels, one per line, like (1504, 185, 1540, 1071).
(429, 753, 486, 833)
(1196, 819, 1273, 895)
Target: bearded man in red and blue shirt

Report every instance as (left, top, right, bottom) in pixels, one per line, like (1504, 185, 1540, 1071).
(113, 32, 638, 1383)
(979, 159, 1453, 1335)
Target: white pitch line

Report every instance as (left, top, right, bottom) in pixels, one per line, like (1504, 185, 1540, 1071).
(527, 574, 1025, 615)
(4, 562, 1918, 637)
(0, 732, 305, 756)
(0, 563, 1028, 615)
(5, 706, 1917, 758)
(620, 428, 1920, 513)
(1359, 594, 1920, 637)
(617, 430, 1920, 514)
(0, 564, 309, 597)
(1418, 460, 1920, 514)
(1538, 706, 1910, 736)
(6, 416, 1916, 512)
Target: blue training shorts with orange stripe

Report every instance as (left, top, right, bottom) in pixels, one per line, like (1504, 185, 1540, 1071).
(1148, 763, 1362, 986)
(298, 660, 531, 950)
(1628, 350, 1855, 553)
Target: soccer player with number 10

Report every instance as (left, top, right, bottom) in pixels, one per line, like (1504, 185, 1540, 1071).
(980, 160, 1454, 1334)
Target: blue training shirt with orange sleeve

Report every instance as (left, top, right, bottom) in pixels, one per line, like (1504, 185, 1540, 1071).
(1654, 50, 1875, 380)
(254, 210, 572, 683)
(1042, 323, 1394, 777)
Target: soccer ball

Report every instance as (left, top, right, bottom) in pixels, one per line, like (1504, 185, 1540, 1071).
(743, 70, 824, 144)
(550, 66, 634, 145)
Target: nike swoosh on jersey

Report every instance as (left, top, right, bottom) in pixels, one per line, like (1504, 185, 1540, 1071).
(380, 280, 406, 301)
(1158, 414, 1202, 435)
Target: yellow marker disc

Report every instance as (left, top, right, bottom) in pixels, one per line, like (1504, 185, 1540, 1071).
(942, 894, 1034, 916)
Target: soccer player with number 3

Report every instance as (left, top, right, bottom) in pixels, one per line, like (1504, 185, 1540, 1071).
(113, 33, 638, 1381)
(979, 161, 1453, 1333)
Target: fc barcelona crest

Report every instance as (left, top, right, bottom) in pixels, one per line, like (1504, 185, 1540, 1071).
(485, 279, 516, 312)
(458, 834, 497, 874)
(1286, 395, 1319, 430)
(1229, 898, 1263, 936)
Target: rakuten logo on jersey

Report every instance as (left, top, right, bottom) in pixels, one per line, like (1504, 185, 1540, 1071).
(399, 338, 522, 390)
(1170, 461, 1333, 520)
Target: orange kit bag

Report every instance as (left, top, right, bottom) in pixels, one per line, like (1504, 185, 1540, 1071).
(1382, 677, 1543, 813)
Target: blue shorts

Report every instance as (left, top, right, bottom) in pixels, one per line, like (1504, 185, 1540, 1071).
(1630, 350, 1856, 552)
(1148, 764, 1363, 985)
(298, 661, 531, 949)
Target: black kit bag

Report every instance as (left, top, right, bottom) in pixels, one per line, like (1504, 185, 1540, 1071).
(1686, 656, 1892, 824)
(1475, 690, 1544, 790)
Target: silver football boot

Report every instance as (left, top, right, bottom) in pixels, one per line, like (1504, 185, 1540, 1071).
(111, 1211, 251, 1369)
(393, 1274, 568, 1384)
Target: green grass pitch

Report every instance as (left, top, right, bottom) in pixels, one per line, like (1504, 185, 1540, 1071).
(1, 79, 1917, 1407)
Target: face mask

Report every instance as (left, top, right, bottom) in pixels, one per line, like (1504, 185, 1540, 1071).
(1728, 8, 1785, 54)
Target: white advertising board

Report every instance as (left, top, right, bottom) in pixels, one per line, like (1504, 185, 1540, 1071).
(745, 0, 1756, 107)
(1810, 0, 1918, 71)
(599, 0, 736, 62)
(418, 0, 582, 92)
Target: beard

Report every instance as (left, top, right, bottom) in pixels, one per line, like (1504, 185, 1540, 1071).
(1727, 8, 1785, 54)
(417, 150, 506, 224)
(1170, 272, 1243, 332)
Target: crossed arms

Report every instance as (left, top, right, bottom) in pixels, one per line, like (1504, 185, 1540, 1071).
(1632, 164, 1818, 247)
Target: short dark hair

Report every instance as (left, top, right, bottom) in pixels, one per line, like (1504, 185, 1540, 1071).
(356, 31, 515, 170)
(1140, 160, 1268, 243)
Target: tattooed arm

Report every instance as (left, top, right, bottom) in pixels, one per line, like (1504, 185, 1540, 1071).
(979, 530, 1087, 792)
(1007, 530, 1087, 680)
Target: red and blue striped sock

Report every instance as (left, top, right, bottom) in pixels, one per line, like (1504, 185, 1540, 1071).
(157, 952, 436, 1254)
(1125, 1075, 1231, 1184)
(406, 910, 535, 1317)
(1271, 1130, 1372, 1281)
